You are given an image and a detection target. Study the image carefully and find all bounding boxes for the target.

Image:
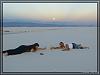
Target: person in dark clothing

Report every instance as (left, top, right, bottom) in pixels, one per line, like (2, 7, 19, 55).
(3, 43, 46, 56)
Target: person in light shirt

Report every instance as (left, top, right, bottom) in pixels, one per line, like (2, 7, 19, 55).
(50, 42, 89, 51)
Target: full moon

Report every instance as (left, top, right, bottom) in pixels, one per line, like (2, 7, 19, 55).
(52, 17, 56, 21)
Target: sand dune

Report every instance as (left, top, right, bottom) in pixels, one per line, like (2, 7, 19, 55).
(3, 27, 97, 72)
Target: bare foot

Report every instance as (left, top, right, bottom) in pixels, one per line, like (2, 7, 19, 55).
(3, 52, 8, 56)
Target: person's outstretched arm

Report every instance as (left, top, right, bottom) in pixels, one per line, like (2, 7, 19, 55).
(30, 47, 46, 52)
(38, 48, 46, 50)
(30, 48, 34, 52)
(50, 47, 62, 50)
(50, 47, 58, 49)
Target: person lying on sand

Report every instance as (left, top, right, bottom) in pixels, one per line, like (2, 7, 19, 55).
(3, 43, 46, 56)
(50, 42, 89, 51)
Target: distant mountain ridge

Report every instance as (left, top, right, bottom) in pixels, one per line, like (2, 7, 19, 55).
(3, 18, 96, 27)
(3, 22, 96, 27)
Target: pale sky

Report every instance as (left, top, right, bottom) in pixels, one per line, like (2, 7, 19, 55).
(3, 3, 97, 25)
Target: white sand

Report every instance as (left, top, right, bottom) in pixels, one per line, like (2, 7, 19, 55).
(3, 27, 97, 72)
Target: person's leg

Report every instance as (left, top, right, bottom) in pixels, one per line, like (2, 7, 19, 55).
(3, 49, 14, 56)
(3, 49, 24, 56)
(75, 44, 89, 49)
(3, 51, 7, 53)
(80, 46, 89, 49)
(76, 44, 82, 49)
(72, 43, 82, 49)
(72, 43, 79, 49)
(3, 50, 8, 56)
(8, 48, 25, 55)
(3, 45, 26, 56)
